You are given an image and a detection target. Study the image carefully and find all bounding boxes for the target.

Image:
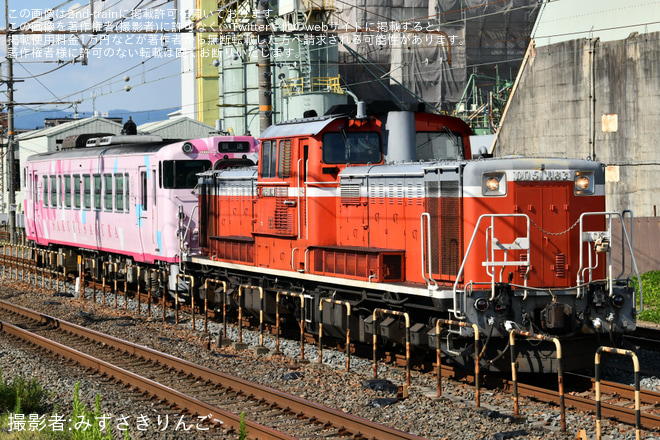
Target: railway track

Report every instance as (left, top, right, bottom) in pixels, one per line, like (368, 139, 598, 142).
(0, 299, 425, 440)
(2, 244, 660, 437)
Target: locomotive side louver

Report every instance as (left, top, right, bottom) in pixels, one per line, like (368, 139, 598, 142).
(340, 183, 361, 205)
(555, 253, 566, 278)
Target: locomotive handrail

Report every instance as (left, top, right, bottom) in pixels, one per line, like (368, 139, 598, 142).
(621, 209, 635, 280)
(420, 213, 439, 289)
(577, 212, 643, 313)
(297, 158, 303, 240)
(452, 214, 531, 319)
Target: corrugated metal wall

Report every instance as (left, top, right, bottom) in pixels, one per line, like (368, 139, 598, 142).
(612, 217, 660, 275)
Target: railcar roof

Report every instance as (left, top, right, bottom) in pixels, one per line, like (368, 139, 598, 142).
(260, 115, 343, 139)
(25, 140, 180, 162)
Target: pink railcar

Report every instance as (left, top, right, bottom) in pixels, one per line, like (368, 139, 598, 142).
(23, 134, 258, 270)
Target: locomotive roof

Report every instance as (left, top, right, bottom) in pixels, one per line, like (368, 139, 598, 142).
(260, 115, 343, 139)
(25, 140, 180, 162)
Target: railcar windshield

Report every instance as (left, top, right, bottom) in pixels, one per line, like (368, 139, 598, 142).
(416, 131, 464, 161)
(162, 160, 212, 189)
(322, 131, 381, 164)
(218, 141, 251, 153)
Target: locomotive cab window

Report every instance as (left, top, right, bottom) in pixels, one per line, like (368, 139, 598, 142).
(416, 131, 464, 161)
(260, 140, 277, 178)
(161, 160, 211, 189)
(322, 132, 381, 164)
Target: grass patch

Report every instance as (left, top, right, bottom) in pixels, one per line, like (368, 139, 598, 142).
(636, 270, 660, 323)
(0, 381, 116, 440)
(0, 370, 47, 415)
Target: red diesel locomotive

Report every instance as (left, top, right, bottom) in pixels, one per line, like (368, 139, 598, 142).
(186, 107, 640, 372)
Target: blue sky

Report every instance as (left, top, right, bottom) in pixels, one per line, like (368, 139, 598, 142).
(1, 0, 183, 122)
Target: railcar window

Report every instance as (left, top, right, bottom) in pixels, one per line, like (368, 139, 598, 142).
(322, 132, 381, 164)
(415, 131, 464, 161)
(42, 176, 48, 208)
(115, 174, 124, 212)
(83, 175, 91, 210)
(103, 174, 113, 211)
(124, 173, 130, 213)
(161, 160, 211, 189)
(50, 176, 57, 208)
(261, 141, 277, 178)
(73, 174, 81, 209)
(64, 175, 71, 208)
(218, 141, 250, 153)
(140, 171, 147, 212)
(93, 174, 101, 210)
(57, 176, 62, 207)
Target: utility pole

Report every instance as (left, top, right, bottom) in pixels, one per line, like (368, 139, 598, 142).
(256, 0, 272, 133)
(5, 1, 16, 244)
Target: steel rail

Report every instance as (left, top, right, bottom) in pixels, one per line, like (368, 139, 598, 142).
(0, 319, 295, 440)
(514, 381, 660, 429)
(0, 300, 425, 440)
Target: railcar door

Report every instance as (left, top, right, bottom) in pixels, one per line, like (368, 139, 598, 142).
(26, 169, 39, 240)
(136, 167, 151, 262)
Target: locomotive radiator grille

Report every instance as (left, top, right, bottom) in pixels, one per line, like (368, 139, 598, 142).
(340, 183, 361, 205)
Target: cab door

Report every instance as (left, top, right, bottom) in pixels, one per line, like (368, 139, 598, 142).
(254, 139, 299, 238)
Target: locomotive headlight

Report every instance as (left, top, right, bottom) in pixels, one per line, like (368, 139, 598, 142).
(574, 172, 594, 195)
(474, 297, 489, 312)
(611, 294, 625, 308)
(482, 172, 507, 196)
(486, 177, 500, 191)
(182, 142, 194, 154)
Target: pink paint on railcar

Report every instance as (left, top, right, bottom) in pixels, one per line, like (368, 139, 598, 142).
(23, 135, 259, 265)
